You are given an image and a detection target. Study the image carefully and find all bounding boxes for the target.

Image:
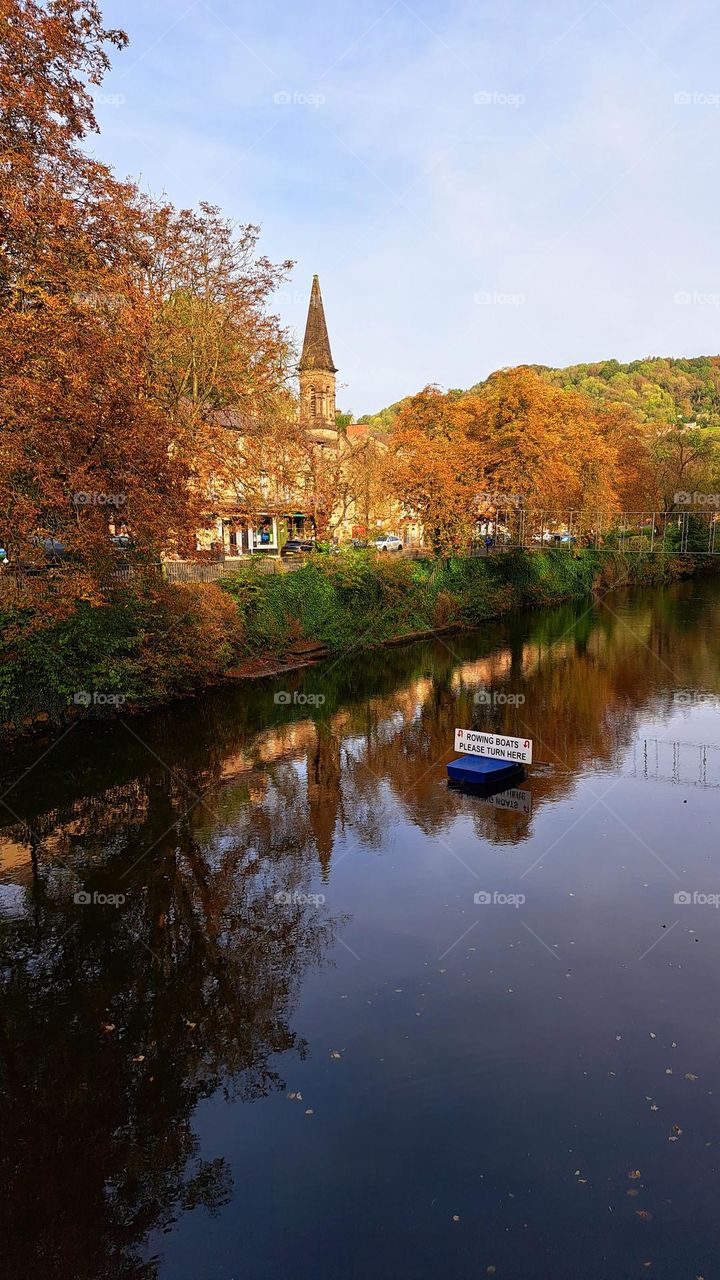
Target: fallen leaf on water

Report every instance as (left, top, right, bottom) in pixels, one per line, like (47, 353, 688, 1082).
(305, 1109, 314, 1116)
(132, 1054, 145, 1063)
(628, 1170, 642, 1179)
(486, 1268, 496, 1276)
(330, 1051, 341, 1059)
(635, 1210, 653, 1221)
(665, 1068, 673, 1075)
(288, 1092, 296, 1100)
(650, 1104, 659, 1111)
(650, 1033, 656, 1039)
(671, 1124, 683, 1135)
(100, 1023, 115, 1035)
(685, 1073, 699, 1081)
(627, 1189, 640, 1197)
(452, 1215, 460, 1222)
(184, 1021, 196, 1030)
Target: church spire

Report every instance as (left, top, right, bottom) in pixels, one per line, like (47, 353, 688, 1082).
(298, 275, 337, 373)
(298, 276, 338, 443)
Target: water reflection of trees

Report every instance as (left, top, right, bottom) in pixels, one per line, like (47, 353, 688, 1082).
(0, 796, 341, 1280)
(1, 578, 719, 1276)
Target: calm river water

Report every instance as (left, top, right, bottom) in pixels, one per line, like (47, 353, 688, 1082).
(2, 578, 720, 1280)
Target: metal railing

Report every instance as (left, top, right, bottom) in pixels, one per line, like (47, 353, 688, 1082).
(472, 510, 720, 555)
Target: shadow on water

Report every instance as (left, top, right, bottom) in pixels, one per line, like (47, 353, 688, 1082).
(2, 577, 720, 1279)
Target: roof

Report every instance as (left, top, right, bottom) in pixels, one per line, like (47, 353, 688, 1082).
(298, 275, 337, 373)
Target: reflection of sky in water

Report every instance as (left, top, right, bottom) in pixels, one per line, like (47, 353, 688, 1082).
(0, 881, 27, 918)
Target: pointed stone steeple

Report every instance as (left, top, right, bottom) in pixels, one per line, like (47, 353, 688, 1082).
(298, 275, 337, 373)
(298, 276, 338, 443)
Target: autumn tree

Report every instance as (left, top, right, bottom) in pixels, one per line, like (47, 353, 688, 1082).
(342, 433, 393, 537)
(0, 0, 207, 598)
(141, 202, 297, 531)
(388, 387, 486, 557)
(640, 425, 720, 512)
(466, 368, 619, 526)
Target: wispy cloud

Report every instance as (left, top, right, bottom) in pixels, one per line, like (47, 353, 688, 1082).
(95, 0, 720, 414)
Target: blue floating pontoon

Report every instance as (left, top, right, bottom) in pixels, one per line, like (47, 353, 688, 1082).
(447, 754, 524, 788)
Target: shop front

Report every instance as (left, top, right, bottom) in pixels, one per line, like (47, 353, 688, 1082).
(221, 515, 279, 557)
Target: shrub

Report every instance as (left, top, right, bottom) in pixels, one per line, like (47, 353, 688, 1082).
(0, 578, 244, 726)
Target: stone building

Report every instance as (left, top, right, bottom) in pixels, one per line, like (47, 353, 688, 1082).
(191, 275, 403, 558)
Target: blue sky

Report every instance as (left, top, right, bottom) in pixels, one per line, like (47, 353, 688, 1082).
(94, 0, 720, 415)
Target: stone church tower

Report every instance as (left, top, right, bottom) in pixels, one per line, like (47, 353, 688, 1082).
(298, 275, 339, 444)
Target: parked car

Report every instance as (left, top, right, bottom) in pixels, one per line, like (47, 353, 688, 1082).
(38, 536, 69, 562)
(13, 536, 71, 574)
(281, 537, 315, 557)
(373, 534, 403, 552)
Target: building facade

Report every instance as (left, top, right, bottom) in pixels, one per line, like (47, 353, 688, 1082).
(190, 275, 404, 559)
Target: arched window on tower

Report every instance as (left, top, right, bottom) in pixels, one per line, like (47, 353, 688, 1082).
(310, 387, 316, 417)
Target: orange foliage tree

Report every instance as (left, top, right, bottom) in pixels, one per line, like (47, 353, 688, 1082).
(0, 0, 206, 598)
(388, 388, 486, 557)
(466, 369, 619, 525)
(386, 372, 624, 549)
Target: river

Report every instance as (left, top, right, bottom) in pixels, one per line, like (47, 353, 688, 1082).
(2, 577, 720, 1280)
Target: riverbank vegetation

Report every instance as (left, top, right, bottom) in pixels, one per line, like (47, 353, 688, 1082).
(1, 547, 709, 734)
